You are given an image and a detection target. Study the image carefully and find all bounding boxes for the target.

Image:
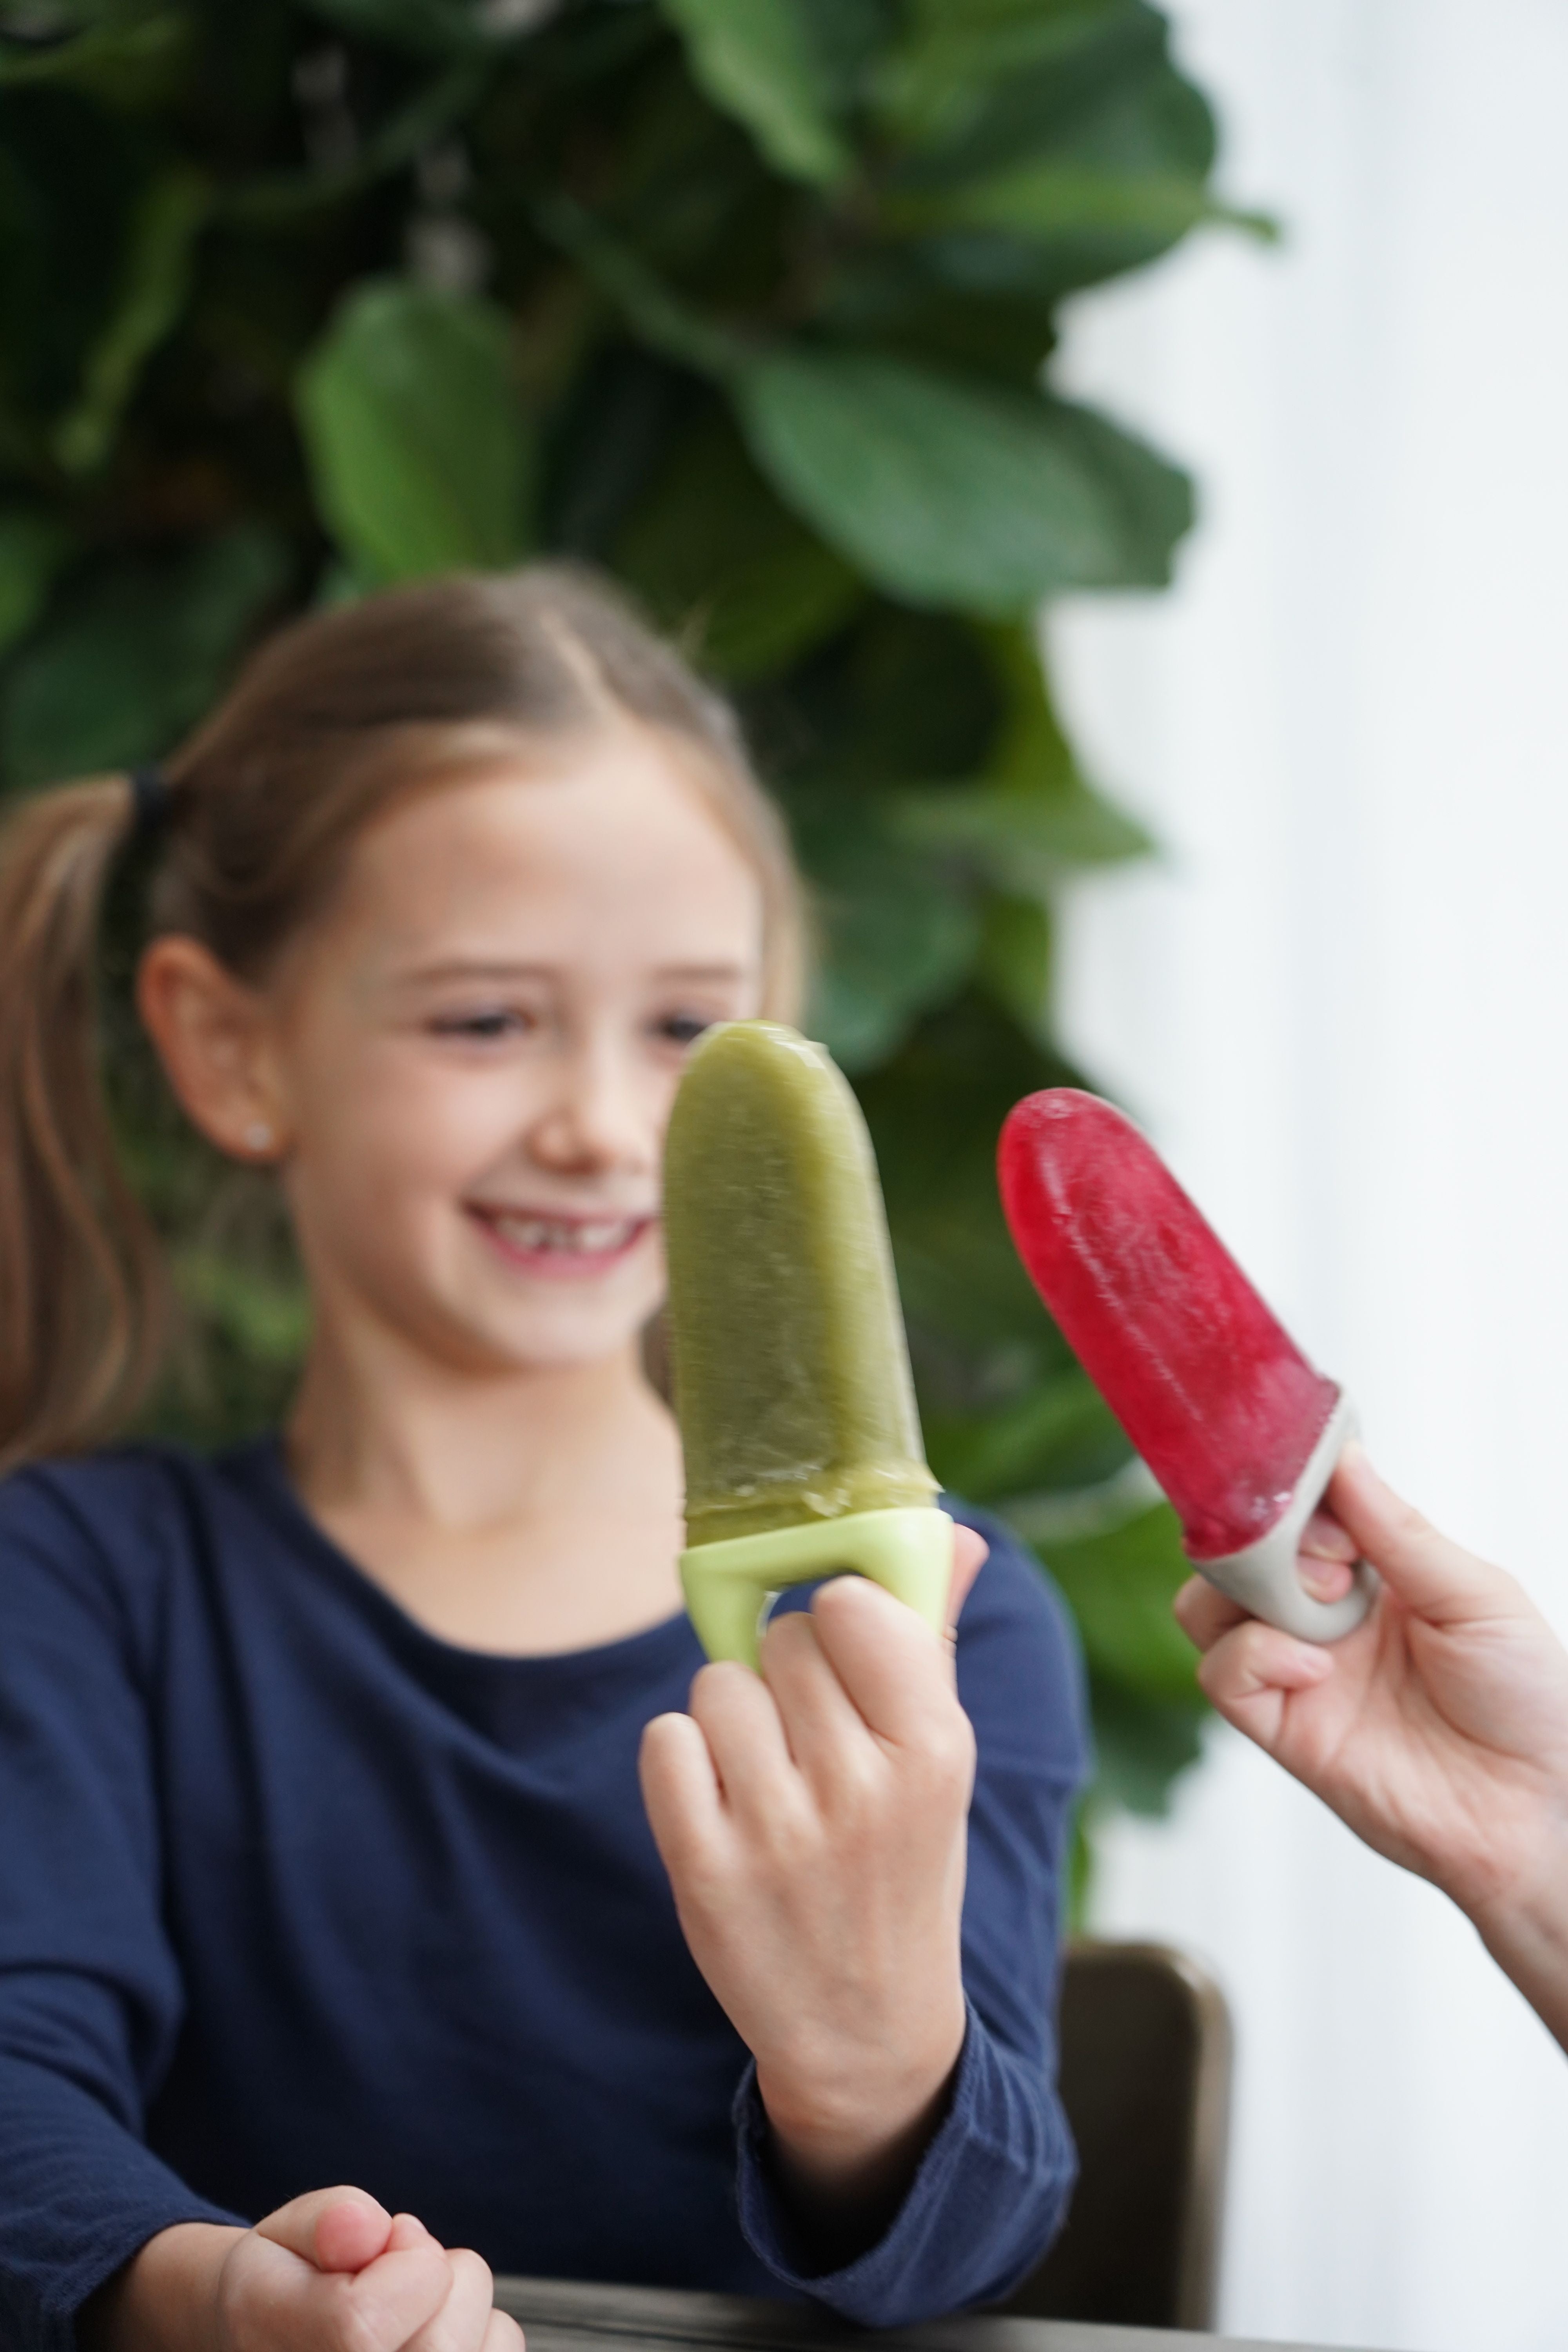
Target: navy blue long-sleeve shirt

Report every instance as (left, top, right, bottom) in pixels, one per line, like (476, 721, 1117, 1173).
(0, 1440, 1089, 2351)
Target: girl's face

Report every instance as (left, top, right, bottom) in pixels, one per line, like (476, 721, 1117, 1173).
(267, 722, 766, 1375)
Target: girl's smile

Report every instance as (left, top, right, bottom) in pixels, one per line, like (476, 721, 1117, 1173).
(467, 1204, 657, 1280)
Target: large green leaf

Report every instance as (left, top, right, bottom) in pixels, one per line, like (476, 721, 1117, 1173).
(890, 621, 1151, 879)
(976, 891, 1054, 1036)
(812, 248, 1058, 385)
(660, 0, 850, 186)
(890, 2, 1197, 180)
(884, 7, 1270, 299)
(891, 163, 1263, 247)
(1020, 1494, 1204, 1707)
(823, 606, 1003, 786)
(877, 0, 1147, 151)
(858, 992, 1082, 1377)
(2, 526, 289, 788)
(613, 411, 864, 681)
(927, 1367, 1128, 1498)
(53, 163, 207, 474)
(734, 348, 1192, 613)
(296, 279, 534, 582)
(1084, 1674, 1205, 1817)
(795, 801, 978, 1071)
(895, 771, 1149, 875)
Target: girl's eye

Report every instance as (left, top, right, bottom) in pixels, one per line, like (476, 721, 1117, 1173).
(655, 1012, 713, 1049)
(431, 1009, 534, 1041)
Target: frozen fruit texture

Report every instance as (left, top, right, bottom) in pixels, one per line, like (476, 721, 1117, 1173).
(664, 1020, 938, 1547)
(998, 1089, 1339, 1560)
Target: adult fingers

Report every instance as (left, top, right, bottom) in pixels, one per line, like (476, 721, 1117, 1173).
(1174, 1543, 1352, 1656)
(1172, 1575, 1249, 1652)
(1196, 1617, 1333, 1738)
(1301, 1505, 1359, 1563)
(1329, 1446, 1521, 1624)
(256, 2185, 392, 2273)
(947, 1526, 989, 1636)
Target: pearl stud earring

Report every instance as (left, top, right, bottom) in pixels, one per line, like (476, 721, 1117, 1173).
(243, 1121, 274, 1154)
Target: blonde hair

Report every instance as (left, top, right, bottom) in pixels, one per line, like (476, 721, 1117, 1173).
(0, 564, 806, 1472)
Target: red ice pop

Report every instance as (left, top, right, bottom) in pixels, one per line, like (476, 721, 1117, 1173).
(999, 1089, 1374, 1642)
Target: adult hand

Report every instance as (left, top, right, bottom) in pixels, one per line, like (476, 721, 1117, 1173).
(1175, 1444, 1568, 2047)
(86, 2186, 524, 2352)
(639, 1529, 987, 2250)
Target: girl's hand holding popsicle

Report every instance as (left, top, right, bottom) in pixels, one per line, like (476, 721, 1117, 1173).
(641, 1535, 986, 2257)
(645, 1020, 991, 2252)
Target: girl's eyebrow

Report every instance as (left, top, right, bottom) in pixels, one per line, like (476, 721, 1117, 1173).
(396, 957, 754, 985)
(393, 958, 557, 989)
(654, 961, 756, 981)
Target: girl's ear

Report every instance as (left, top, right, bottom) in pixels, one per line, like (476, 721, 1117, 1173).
(136, 935, 287, 1164)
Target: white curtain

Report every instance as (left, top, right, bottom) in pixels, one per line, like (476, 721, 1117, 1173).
(1051, 3, 1568, 2345)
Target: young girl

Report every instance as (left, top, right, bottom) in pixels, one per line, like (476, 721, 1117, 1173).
(0, 568, 1088, 2352)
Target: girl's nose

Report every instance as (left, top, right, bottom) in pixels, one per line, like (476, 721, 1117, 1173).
(528, 1040, 654, 1176)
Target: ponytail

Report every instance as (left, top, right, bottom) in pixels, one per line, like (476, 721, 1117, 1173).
(0, 778, 165, 1471)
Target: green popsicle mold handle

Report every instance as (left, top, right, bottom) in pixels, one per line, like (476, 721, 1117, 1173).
(680, 1507, 955, 1668)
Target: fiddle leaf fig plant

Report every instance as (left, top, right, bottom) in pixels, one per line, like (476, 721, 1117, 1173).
(0, 0, 1267, 1853)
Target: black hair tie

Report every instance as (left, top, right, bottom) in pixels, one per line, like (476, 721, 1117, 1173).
(127, 763, 172, 846)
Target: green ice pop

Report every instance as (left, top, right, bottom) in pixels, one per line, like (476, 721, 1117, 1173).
(664, 1020, 952, 1667)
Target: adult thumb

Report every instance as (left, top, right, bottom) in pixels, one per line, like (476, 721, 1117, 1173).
(1328, 1445, 1514, 1625)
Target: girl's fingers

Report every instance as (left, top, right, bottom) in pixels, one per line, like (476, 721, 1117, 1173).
(947, 1526, 989, 1635)
(759, 1608, 865, 1780)
(333, 2242, 454, 2350)
(385, 2212, 436, 2254)
(233, 2227, 454, 2352)
(400, 2245, 496, 2352)
(638, 1710, 724, 1873)
(808, 1574, 965, 1754)
(256, 2185, 392, 2272)
(684, 1659, 796, 1818)
(484, 2314, 528, 2352)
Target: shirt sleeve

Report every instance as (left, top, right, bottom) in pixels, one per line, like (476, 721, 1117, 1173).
(0, 1468, 243, 2352)
(731, 1510, 1090, 2323)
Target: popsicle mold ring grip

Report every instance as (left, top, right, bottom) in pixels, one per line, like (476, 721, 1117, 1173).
(997, 1089, 1376, 1645)
(664, 1020, 951, 1669)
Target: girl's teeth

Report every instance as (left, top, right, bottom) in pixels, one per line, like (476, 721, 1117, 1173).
(492, 1214, 637, 1254)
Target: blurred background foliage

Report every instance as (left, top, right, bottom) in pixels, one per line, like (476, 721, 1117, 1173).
(0, 0, 1263, 1862)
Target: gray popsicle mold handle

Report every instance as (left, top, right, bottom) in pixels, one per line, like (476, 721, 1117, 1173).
(1191, 1392, 1376, 1643)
